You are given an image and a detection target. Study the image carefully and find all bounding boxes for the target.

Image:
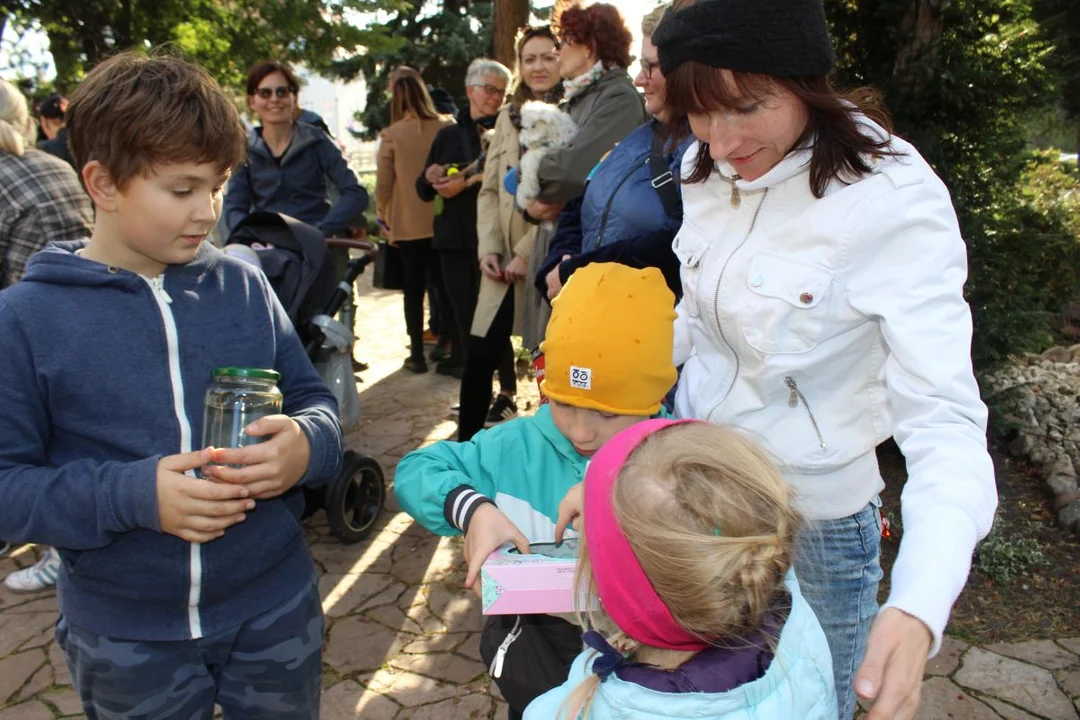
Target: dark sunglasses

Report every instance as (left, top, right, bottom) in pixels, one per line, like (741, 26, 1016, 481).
(254, 85, 296, 99)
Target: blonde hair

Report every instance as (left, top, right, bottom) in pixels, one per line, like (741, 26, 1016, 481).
(0, 80, 36, 156)
(641, 4, 669, 37)
(561, 423, 800, 719)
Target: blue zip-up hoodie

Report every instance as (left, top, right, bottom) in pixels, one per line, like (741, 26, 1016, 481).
(223, 122, 368, 236)
(0, 242, 343, 641)
(536, 120, 692, 298)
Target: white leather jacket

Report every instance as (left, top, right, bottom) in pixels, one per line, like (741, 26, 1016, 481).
(672, 122, 997, 652)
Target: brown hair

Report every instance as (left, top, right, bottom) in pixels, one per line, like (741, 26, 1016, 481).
(508, 26, 563, 109)
(557, 3, 634, 71)
(66, 51, 246, 189)
(664, 67, 896, 198)
(245, 60, 300, 97)
(390, 74, 440, 124)
(562, 423, 800, 719)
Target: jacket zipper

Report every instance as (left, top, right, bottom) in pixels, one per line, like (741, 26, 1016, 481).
(490, 615, 523, 679)
(785, 376, 828, 450)
(143, 275, 204, 639)
(592, 152, 649, 250)
(704, 189, 769, 422)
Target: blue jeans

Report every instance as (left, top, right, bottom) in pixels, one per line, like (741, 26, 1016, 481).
(57, 579, 324, 720)
(794, 500, 883, 720)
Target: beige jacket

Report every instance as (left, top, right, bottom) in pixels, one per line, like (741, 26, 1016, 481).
(472, 107, 538, 337)
(376, 114, 453, 242)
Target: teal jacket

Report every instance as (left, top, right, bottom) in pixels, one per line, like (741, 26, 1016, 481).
(395, 405, 589, 542)
(524, 575, 838, 719)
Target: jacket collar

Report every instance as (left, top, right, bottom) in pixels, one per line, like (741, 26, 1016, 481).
(249, 122, 322, 164)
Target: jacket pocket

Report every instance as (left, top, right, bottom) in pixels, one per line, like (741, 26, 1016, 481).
(742, 254, 833, 354)
(673, 222, 709, 319)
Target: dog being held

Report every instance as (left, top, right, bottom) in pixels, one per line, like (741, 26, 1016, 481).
(515, 101, 577, 219)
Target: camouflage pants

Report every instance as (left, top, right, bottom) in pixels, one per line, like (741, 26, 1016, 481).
(56, 580, 324, 720)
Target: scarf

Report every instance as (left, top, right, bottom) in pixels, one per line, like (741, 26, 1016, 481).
(561, 61, 606, 104)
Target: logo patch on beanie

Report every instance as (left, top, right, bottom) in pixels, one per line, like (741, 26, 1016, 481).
(570, 366, 592, 390)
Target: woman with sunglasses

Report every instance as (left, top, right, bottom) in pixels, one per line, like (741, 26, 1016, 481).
(223, 61, 367, 237)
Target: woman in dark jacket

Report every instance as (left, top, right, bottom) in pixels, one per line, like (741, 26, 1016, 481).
(416, 58, 511, 377)
(536, 4, 689, 301)
(518, 3, 646, 349)
(223, 61, 367, 237)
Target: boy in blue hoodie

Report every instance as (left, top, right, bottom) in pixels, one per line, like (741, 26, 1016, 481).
(395, 261, 677, 720)
(0, 53, 342, 719)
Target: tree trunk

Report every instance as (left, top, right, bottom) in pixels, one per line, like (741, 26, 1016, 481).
(492, 0, 529, 68)
(893, 0, 949, 93)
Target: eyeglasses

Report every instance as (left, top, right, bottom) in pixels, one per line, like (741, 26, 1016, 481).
(472, 83, 507, 98)
(639, 58, 659, 79)
(254, 86, 296, 99)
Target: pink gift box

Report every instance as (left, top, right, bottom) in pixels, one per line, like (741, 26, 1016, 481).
(480, 539, 597, 615)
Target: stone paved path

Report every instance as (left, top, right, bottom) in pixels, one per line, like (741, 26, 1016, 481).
(1, 272, 1078, 719)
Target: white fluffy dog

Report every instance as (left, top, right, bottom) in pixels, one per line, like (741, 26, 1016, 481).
(516, 101, 577, 214)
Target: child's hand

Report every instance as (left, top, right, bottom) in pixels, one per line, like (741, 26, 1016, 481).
(157, 449, 255, 543)
(464, 504, 530, 592)
(201, 416, 311, 499)
(554, 482, 583, 543)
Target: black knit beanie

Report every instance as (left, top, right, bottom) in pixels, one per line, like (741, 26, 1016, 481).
(653, 0, 835, 78)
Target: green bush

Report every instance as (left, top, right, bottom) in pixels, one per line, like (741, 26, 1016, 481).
(973, 516, 1050, 584)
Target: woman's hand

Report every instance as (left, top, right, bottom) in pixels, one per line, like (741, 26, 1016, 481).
(480, 254, 505, 282)
(546, 255, 571, 299)
(855, 608, 933, 720)
(434, 174, 466, 199)
(424, 163, 447, 184)
(554, 482, 583, 543)
(503, 255, 528, 284)
(526, 200, 563, 222)
(201, 416, 311, 499)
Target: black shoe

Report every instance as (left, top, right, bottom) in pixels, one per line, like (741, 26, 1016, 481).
(485, 395, 519, 427)
(351, 358, 369, 373)
(430, 344, 452, 363)
(435, 361, 464, 379)
(0, 541, 9, 559)
(403, 356, 428, 373)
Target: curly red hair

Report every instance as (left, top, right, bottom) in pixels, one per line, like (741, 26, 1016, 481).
(556, 3, 633, 70)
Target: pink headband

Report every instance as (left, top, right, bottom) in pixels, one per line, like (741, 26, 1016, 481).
(583, 418, 709, 651)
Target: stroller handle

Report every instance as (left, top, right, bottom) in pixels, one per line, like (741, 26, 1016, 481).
(326, 237, 377, 253)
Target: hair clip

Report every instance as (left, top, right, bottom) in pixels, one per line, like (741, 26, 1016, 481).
(712, 525, 722, 537)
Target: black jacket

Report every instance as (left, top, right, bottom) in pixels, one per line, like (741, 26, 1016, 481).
(416, 107, 486, 251)
(38, 127, 76, 170)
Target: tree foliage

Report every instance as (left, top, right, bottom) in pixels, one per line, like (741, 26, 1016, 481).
(2, 0, 407, 92)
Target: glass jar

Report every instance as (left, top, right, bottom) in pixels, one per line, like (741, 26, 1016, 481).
(201, 368, 283, 461)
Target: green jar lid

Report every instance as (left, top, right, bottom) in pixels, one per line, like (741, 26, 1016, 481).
(211, 367, 281, 382)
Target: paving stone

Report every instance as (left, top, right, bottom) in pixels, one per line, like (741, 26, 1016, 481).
(13, 662, 50, 703)
(495, 700, 510, 719)
(925, 637, 969, 677)
(1055, 668, 1080, 698)
(402, 603, 449, 634)
(321, 680, 399, 720)
(983, 696, 1044, 719)
(1059, 638, 1080, 656)
(0, 614, 56, 656)
(0, 701, 52, 720)
(914, 677, 999, 719)
(426, 585, 483, 633)
(954, 648, 1077, 719)
(324, 616, 409, 673)
(367, 603, 425, 635)
(0, 650, 46, 705)
(388, 653, 487, 684)
(401, 632, 470, 654)
(310, 540, 394, 575)
(988, 640, 1079, 670)
(2, 597, 57, 615)
(458, 634, 483, 663)
(397, 692, 492, 719)
(319, 573, 406, 618)
(47, 641, 70, 687)
(41, 689, 83, 717)
(391, 542, 460, 586)
(377, 671, 459, 707)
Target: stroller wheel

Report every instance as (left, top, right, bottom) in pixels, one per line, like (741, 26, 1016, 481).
(325, 451, 385, 543)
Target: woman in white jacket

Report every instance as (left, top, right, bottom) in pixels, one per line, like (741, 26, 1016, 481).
(652, 1, 997, 719)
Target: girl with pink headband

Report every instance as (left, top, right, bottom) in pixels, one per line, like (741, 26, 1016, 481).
(527, 420, 838, 719)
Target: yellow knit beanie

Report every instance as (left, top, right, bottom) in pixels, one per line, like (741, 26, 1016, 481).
(540, 263, 677, 416)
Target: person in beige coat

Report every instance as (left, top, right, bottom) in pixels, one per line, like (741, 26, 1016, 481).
(457, 27, 564, 441)
(376, 74, 453, 372)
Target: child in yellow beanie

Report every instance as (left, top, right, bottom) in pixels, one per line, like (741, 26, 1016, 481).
(394, 262, 677, 720)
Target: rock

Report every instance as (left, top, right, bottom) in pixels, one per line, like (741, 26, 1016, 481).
(986, 640, 1079, 670)
(925, 637, 969, 677)
(319, 573, 406, 618)
(1058, 501, 1080, 533)
(954, 648, 1077, 719)
(0, 650, 46, 705)
(388, 653, 487, 684)
(0, 614, 57, 657)
(1058, 638, 1080, 655)
(13, 662, 51, 703)
(41, 689, 83, 717)
(47, 640, 70, 687)
(400, 632, 470, 654)
(376, 671, 460, 708)
(1048, 475, 1080, 497)
(323, 616, 409, 673)
(366, 603, 425, 635)
(914, 677, 998, 719)
(321, 680, 399, 720)
(397, 692, 492, 719)
(982, 696, 1043, 719)
(1054, 668, 1080, 698)
(0, 702, 53, 720)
